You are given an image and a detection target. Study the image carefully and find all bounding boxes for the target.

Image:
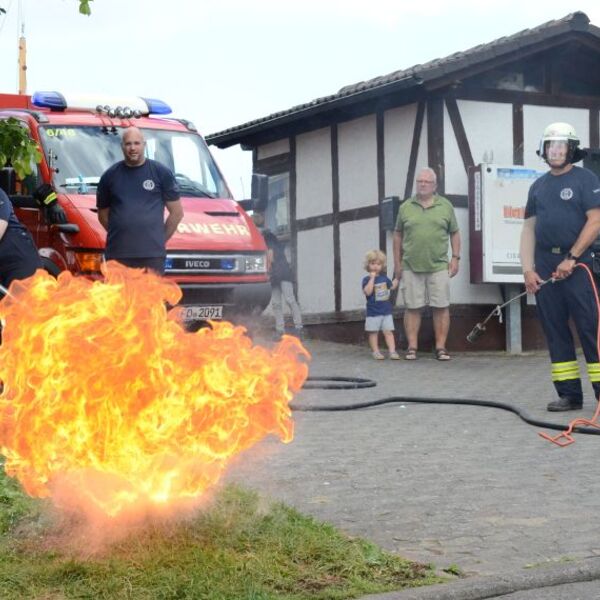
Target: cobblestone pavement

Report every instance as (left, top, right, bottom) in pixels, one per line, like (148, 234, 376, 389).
(225, 338, 600, 585)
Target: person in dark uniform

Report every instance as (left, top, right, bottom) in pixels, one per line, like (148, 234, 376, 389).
(96, 127, 183, 275)
(520, 122, 600, 411)
(0, 187, 42, 292)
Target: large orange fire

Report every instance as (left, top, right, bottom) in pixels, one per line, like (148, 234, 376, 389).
(0, 263, 308, 518)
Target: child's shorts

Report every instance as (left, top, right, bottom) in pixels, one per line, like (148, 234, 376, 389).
(365, 314, 395, 332)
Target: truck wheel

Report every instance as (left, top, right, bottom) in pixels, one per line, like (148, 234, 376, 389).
(41, 257, 61, 277)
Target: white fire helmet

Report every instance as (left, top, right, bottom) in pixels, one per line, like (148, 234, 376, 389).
(537, 122, 586, 165)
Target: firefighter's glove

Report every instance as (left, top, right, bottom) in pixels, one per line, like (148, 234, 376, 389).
(33, 183, 57, 207)
(33, 184, 67, 224)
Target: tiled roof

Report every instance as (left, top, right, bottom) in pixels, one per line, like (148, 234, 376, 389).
(206, 11, 598, 148)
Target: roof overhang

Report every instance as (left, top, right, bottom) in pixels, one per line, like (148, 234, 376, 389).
(206, 11, 600, 150)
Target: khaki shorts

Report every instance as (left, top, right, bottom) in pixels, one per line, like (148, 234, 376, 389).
(400, 269, 450, 309)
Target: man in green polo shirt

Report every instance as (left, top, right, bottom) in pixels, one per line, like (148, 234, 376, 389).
(392, 167, 461, 361)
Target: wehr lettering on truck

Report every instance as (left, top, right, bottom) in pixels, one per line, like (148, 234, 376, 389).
(0, 92, 271, 323)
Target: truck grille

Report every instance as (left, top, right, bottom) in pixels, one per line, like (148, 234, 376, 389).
(165, 254, 238, 274)
(177, 285, 231, 305)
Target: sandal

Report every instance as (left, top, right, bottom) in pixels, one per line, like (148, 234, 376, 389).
(389, 351, 401, 360)
(435, 348, 451, 361)
(372, 351, 385, 360)
(405, 348, 417, 361)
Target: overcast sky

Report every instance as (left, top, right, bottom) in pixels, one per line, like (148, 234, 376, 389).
(1, 0, 600, 197)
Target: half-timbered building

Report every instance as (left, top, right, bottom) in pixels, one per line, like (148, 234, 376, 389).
(206, 12, 600, 350)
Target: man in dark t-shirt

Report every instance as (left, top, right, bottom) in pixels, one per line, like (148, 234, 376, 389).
(0, 188, 42, 290)
(96, 127, 183, 275)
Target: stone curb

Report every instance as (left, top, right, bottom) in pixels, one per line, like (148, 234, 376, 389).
(360, 557, 600, 599)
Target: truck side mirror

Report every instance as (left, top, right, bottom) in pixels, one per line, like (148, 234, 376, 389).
(238, 199, 254, 212)
(0, 167, 16, 195)
(238, 173, 269, 213)
(52, 223, 80, 234)
(251, 173, 269, 212)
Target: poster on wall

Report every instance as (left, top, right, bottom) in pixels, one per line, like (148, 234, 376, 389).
(469, 164, 546, 284)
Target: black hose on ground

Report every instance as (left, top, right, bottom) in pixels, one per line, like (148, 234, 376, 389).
(299, 377, 600, 436)
(303, 376, 376, 390)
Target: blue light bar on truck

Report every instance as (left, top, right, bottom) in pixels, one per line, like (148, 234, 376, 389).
(31, 92, 172, 116)
(32, 91, 66, 110)
(140, 98, 172, 115)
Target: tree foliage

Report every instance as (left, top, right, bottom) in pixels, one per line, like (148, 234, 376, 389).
(0, 2, 90, 15)
(79, 0, 93, 15)
(0, 118, 42, 179)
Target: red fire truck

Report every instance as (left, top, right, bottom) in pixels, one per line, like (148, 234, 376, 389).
(0, 92, 270, 323)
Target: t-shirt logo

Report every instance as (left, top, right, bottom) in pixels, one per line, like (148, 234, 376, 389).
(560, 188, 573, 201)
(143, 179, 156, 191)
(374, 282, 390, 302)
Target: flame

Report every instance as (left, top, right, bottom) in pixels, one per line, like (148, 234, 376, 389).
(0, 263, 308, 518)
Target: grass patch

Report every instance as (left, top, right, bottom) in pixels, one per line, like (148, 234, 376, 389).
(0, 463, 444, 599)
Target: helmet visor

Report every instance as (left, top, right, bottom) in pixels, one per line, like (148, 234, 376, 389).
(545, 140, 569, 163)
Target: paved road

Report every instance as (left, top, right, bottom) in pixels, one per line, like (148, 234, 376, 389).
(225, 338, 600, 598)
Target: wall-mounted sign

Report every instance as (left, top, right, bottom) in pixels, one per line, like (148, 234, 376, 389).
(469, 164, 545, 284)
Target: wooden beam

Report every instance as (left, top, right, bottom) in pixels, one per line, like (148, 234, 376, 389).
(296, 213, 334, 232)
(376, 110, 386, 250)
(456, 88, 600, 109)
(445, 98, 474, 174)
(445, 194, 468, 209)
(427, 98, 445, 193)
(331, 124, 341, 312)
(296, 204, 384, 233)
(255, 152, 291, 175)
(404, 101, 425, 199)
(289, 137, 298, 289)
(513, 103, 524, 165)
(590, 108, 599, 149)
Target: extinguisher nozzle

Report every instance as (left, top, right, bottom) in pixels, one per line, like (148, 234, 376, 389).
(466, 323, 486, 343)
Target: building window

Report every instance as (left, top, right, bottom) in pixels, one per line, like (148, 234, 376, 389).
(265, 173, 290, 238)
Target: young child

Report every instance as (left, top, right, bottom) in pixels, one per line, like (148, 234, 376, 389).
(362, 249, 399, 359)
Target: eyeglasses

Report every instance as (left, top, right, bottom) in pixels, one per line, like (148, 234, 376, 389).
(416, 180, 436, 184)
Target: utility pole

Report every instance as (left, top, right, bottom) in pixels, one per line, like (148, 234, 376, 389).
(17, 0, 27, 95)
(18, 23, 27, 95)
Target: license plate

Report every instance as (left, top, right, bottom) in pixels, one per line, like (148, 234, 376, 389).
(180, 305, 223, 321)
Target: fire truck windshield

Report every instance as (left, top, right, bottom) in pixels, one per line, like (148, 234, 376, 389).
(38, 126, 231, 199)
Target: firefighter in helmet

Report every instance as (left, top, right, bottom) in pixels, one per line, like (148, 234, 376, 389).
(520, 122, 600, 411)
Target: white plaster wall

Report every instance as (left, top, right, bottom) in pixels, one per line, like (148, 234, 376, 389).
(338, 115, 378, 211)
(458, 100, 514, 168)
(523, 106, 589, 170)
(296, 127, 333, 219)
(297, 227, 335, 313)
(451, 208, 503, 304)
(340, 217, 380, 312)
(384, 104, 418, 198)
(257, 138, 290, 160)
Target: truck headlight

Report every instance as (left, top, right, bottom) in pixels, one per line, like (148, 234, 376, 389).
(67, 251, 104, 274)
(244, 255, 266, 273)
